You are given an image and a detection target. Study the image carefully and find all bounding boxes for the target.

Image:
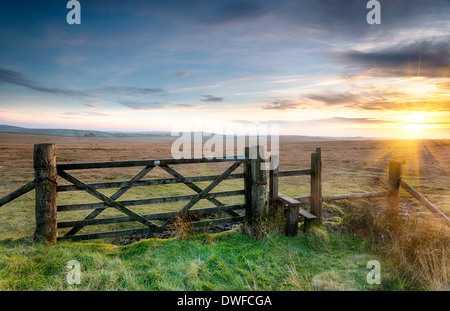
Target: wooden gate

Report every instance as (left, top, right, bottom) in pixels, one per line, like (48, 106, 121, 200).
(55, 156, 249, 241)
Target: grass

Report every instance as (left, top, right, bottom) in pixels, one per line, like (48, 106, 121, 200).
(0, 135, 448, 290)
(341, 198, 450, 290)
(0, 226, 413, 291)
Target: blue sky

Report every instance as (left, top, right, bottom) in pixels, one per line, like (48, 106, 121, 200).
(0, 0, 449, 138)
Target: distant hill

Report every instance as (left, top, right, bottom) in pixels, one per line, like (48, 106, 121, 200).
(0, 125, 171, 138)
(0, 124, 379, 141)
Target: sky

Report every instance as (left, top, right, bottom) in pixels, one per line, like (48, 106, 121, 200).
(0, 0, 449, 139)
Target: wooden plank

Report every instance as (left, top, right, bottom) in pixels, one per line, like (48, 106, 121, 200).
(57, 190, 245, 211)
(322, 191, 390, 201)
(58, 216, 244, 241)
(57, 157, 249, 170)
(278, 192, 302, 207)
(57, 227, 155, 241)
(64, 165, 155, 236)
(400, 179, 450, 225)
(58, 204, 245, 228)
(163, 160, 243, 226)
(56, 173, 244, 192)
(0, 181, 35, 208)
(278, 169, 311, 177)
(298, 209, 317, 220)
(57, 170, 160, 230)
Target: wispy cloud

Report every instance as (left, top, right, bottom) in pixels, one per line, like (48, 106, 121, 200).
(119, 101, 167, 110)
(175, 71, 191, 78)
(0, 67, 90, 98)
(200, 95, 224, 103)
(0, 67, 167, 101)
(262, 99, 304, 110)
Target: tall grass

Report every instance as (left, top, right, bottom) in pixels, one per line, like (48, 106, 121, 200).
(341, 199, 450, 290)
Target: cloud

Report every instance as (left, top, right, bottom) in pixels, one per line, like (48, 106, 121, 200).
(175, 71, 191, 78)
(300, 89, 450, 111)
(63, 111, 111, 117)
(200, 95, 224, 103)
(0, 67, 167, 100)
(341, 39, 450, 78)
(119, 101, 167, 110)
(262, 99, 304, 110)
(93, 86, 167, 97)
(0, 67, 90, 98)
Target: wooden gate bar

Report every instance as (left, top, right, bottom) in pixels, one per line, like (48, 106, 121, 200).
(0, 181, 35, 208)
(57, 170, 160, 230)
(162, 160, 243, 227)
(57, 172, 245, 192)
(57, 157, 249, 170)
(64, 165, 155, 236)
(58, 203, 246, 228)
(57, 189, 245, 211)
(159, 164, 240, 217)
(57, 216, 244, 241)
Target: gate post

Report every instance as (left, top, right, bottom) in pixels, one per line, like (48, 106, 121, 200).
(388, 161, 403, 213)
(268, 154, 279, 215)
(33, 144, 58, 245)
(310, 148, 322, 223)
(243, 145, 267, 237)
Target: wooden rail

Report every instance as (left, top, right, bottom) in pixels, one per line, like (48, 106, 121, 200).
(400, 179, 450, 226)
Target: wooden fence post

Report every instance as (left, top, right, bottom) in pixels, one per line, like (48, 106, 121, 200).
(310, 148, 322, 223)
(388, 161, 403, 213)
(244, 145, 267, 237)
(33, 144, 57, 245)
(243, 147, 253, 226)
(268, 154, 278, 216)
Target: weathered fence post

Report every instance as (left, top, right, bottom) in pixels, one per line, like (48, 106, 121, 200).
(388, 160, 403, 213)
(244, 146, 253, 225)
(244, 145, 267, 237)
(33, 144, 57, 245)
(310, 148, 322, 223)
(286, 203, 299, 236)
(268, 154, 278, 215)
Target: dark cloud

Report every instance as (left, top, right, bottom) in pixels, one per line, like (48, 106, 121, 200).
(200, 95, 224, 103)
(119, 101, 167, 110)
(342, 39, 450, 77)
(0, 67, 90, 98)
(0, 67, 167, 100)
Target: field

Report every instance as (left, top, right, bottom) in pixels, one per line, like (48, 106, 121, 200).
(0, 133, 449, 290)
